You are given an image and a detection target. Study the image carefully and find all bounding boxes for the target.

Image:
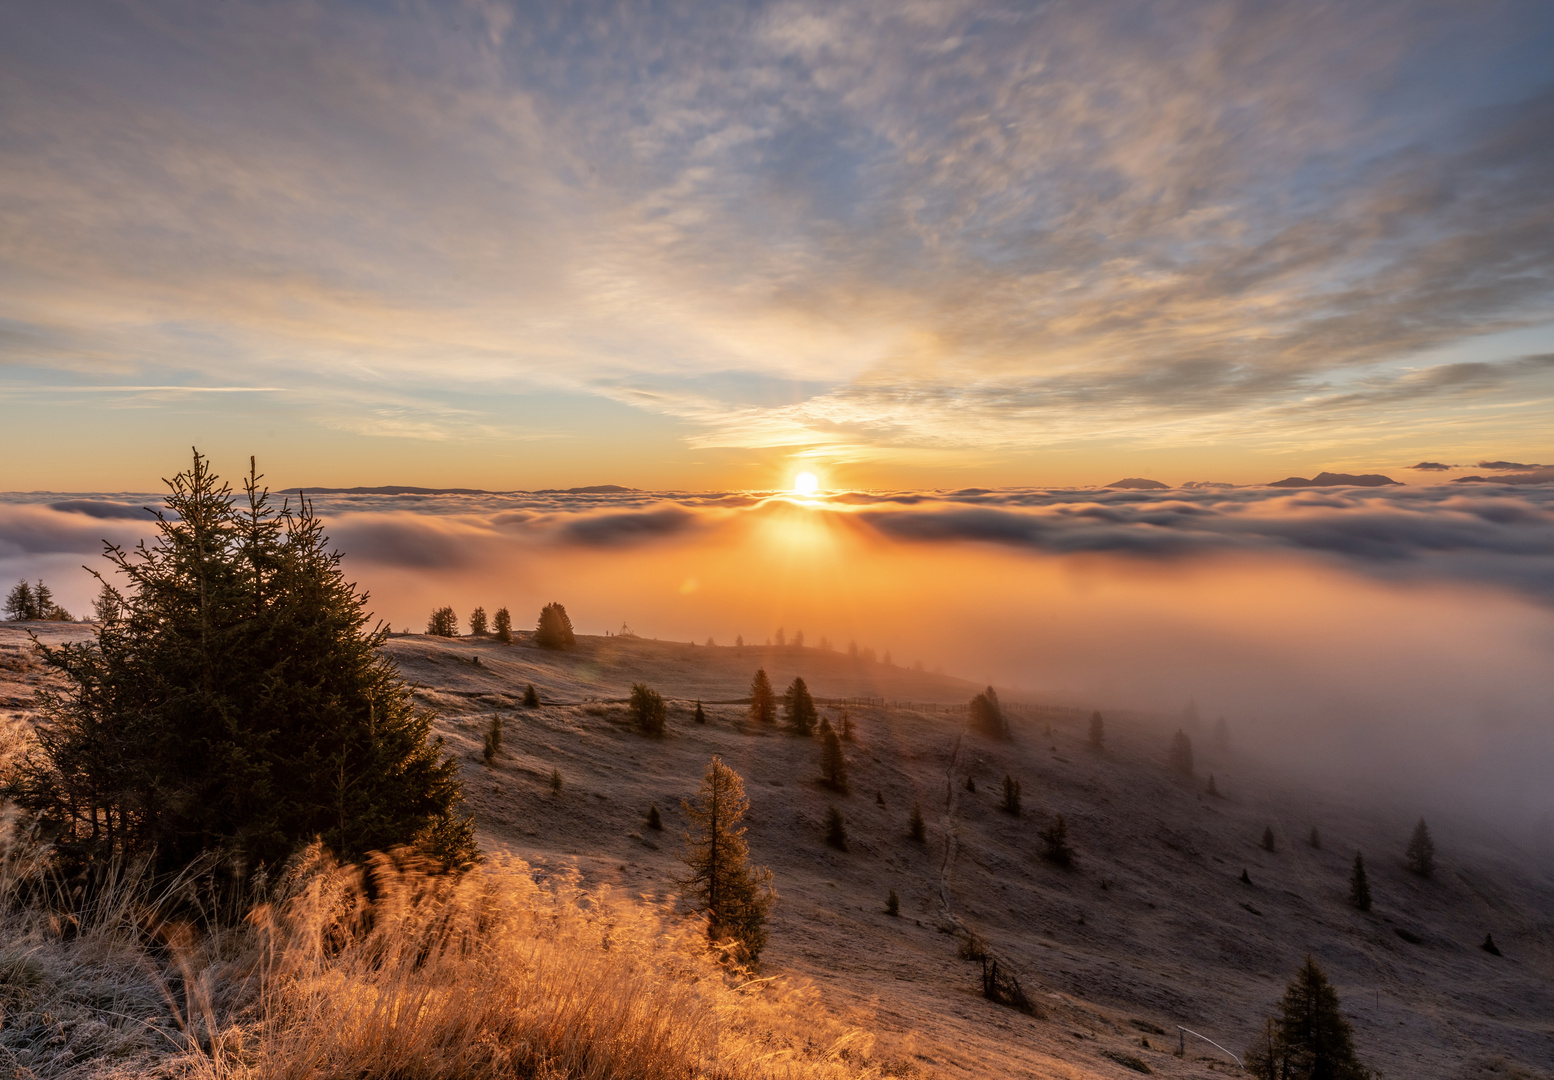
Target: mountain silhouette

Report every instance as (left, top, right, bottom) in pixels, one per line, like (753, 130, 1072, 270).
(1267, 472, 1400, 488)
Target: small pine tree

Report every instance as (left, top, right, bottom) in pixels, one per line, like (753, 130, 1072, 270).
(785, 676, 818, 735)
(875, 790, 885, 806)
(91, 579, 123, 625)
(493, 606, 513, 643)
(469, 606, 489, 636)
(748, 668, 777, 725)
(549, 768, 563, 794)
(825, 806, 849, 851)
(1244, 956, 1369, 1080)
(1262, 826, 1277, 853)
(886, 889, 899, 916)
(1170, 728, 1194, 777)
(1405, 818, 1435, 877)
(1349, 852, 1372, 912)
(523, 683, 540, 707)
(965, 775, 976, 793)
(1207, 774, 1221, 797)
(1308, 826, 1322, 849)
(819, 720, 848, 792)
(694, 700, 707, 724)
(647, 805, 662, 830)
(4, 579, 35, 621)
(735, 634, 744, 647)
(534, 602, 576, 649)
(1214, 715, 1230, 747)
(1001, 774, 1022, 815)
(839, 710, 855, 741)
(427, 606, 459, 636)
(630, 682, 667, 736)
(482, 714, 503, 764)
(970, 686, 1009, 739)
(1088, 710, 1105, 749)
(1040, 814, 1074, 866)
(909, 803, 926, 842)
(679, 756, 774, 963)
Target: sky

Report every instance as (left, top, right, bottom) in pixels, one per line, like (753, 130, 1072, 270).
(3, 0, 1554, 490)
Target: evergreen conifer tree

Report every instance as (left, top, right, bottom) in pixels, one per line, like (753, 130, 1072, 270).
(534, 602, 576, 649)
(1040, 814, 1074, 866)
(1170, 728, 1194, 777)
(970, 686, 1009, 738)
(492, 606, 513, 643)
(1088, 710, 1105, 749)
(909, 803, 926, 842)
(1001, 774, 1022, 815)
(482, 715, 503, 764)
(1244, 956, 1370, 1080)
(694, 700, 707, 724)
(91, 579, 123, 625)
(965, 775, 976, 793)
(647, 805, 662, 830)
(1309, 826, 1322, 849)
(427, 607, 459, 636)
(825, 806, 848, 850)
(1263, 826, 1277, 852)
(4, 579, 35, 621)
(630, 682, 667, 735)
(10, 452, 474, 875)
(785, 675, 817, 734)
(1405, 818, 1435, 877)
(549, 768, 563, 794)
(839, 710, 855, 741)
(748, 668, 776, 725)
(886, 890, 899, 916)
(523, 683, 540, 707)
(468, 606, 488, 636)
(679, 756, 774, 963)
(1349, 852, 1372, 911)
(1207, 774, 1221, 797)
(820, 720, 848, 792)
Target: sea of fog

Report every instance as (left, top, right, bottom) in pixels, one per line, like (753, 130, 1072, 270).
(4, 483, 1553, 834)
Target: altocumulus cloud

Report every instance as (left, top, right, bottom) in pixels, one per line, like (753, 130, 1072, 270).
(5, 486, 1554, 600)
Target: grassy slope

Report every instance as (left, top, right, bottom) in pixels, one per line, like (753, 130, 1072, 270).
(389, 630, 1554, 1080)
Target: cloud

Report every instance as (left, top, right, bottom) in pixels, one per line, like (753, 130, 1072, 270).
(1408, 462, 1455, 471)
(557, 507, 697, 547)
(49, 500, 158, 520)
(1476, 460, 1541, 470)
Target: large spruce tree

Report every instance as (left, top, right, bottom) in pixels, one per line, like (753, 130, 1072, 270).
(9, 452, 475, 876)
(784, 675, 817, 734)
(748, 668, 776, 725)
(680, 756, 774, 963)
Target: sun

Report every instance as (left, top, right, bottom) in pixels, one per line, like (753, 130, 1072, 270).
(793, 471, 819, 496)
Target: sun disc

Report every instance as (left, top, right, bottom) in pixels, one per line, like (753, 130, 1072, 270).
(794, 472, 819, 496)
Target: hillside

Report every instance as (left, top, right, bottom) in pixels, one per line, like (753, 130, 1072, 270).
(3, 624, 1550, 1079)
(385, 630, 1554, 1080)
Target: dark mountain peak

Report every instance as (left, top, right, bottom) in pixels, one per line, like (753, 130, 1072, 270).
(1106, 477, 1169, 490)
(1267, 472, 1400, 488)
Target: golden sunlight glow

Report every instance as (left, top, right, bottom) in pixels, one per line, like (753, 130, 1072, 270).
(793, 472, 819, 496)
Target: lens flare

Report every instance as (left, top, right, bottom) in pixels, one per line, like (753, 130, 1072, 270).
(793, 472, 819, 496)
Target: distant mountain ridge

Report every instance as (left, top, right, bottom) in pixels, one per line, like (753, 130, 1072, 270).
(1105, 477, 1169, 490)
(281, 484, 638, 496)
(1266, 472, 1400, 488)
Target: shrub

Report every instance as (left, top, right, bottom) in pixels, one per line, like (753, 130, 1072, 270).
(981, 956, 1034, 1014)
(534, 602, 576, 649)
(965, 775, 976, 793)
(819, 721, 848, 792)
(469, 606, 489, 636)
(694, 700, 707, 724)
(1349, 852, 1371, 912)
(969, 686, 1009, 739)
(1169, 728, 1194, 777)
(909, 803, 926, 842)
(1000, 775, 1021, 815)
(885, 890, 899, 917)
(1089, 710, 1105, 749)
(549, 768, 563, 794)
(784, 676, 817, 735)
(427, 606, 460, 637)
(679, 756, 774, 963)
(1405, 818, 1435, 877)
(647, 805, 663, 830)
(1040, 814, 1074, 866)
(748, 668, 776, 725)
(631, 683, 667, 736)
(493, 606, 513, 643)
(1262, 826, 1277, 853)
(824, 807, 848, 851)
(1244, 957, 1370, 1080)
(10, 452, 474, 875)
(523, 683, 540, 708)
